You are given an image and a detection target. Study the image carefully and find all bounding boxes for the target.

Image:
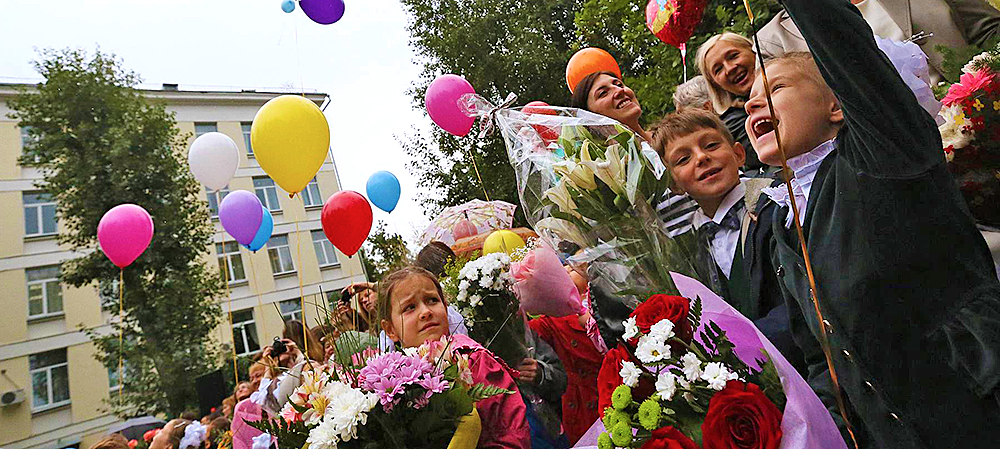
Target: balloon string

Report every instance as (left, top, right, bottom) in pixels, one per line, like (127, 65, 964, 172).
(246, 249, 268, 341)
(118, 268, 124, 408)
(741, 2, 857, 448)
(219, 228, 239, 389)
(464, 146, 503, 236)
(294, 197, 309, 361)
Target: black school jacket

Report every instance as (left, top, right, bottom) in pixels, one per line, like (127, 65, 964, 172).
(773, 0, 1000, 447)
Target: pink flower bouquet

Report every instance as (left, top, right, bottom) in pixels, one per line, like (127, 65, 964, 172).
(511, 242, 586, 317)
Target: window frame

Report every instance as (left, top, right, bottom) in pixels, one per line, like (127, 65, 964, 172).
(30, 349, 70, 412)
(302, 177, 323, 208)
(241, 122, 254, 157)
(216, 241, 247, 284)
(206, 186, 231, 219)
(253, 177, 282, 212)
(23, 192, 58, 238)
(26, 265, 63, 320)
(278, 298, 303, 322)
(311, 230, 339, 268)
(267, 235, 296, 275)
(21, 126, 40, 164)
(231, 309, 261, 356)
(194, 122, 218, 137)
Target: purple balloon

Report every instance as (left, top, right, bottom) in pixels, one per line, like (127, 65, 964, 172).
(219, 191, 264, 245)
(300, 0, 345, 25)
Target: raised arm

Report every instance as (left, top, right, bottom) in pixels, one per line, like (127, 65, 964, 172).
(779, 0, 943, 176)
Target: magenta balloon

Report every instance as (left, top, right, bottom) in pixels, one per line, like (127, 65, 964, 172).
(98, 204, 154, 268)
(219, 191, 264, 246)
(300, 0, 345, 24)
(425, 74, 476, 137)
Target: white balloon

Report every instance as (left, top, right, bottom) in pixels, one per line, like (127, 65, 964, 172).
(188, 132, 240, 191)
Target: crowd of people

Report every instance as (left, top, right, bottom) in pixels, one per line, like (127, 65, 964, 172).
(88, 0, 1000, 448)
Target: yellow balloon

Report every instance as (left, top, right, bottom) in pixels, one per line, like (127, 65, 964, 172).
(250, 95, 331, 195)
(483, 230, 526, 255)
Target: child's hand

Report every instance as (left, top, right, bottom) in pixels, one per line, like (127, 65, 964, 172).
(516, 358, 540, 385)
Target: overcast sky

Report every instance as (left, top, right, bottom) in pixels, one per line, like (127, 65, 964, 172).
(0, 0, 436, 245)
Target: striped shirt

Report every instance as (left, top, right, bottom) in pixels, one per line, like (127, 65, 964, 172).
(657, 192, 699, 237)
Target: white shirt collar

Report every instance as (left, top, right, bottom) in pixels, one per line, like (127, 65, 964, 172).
(762, 139, 837, 228)
(693, 180, 747, 279)
(693, 181, 747, 229)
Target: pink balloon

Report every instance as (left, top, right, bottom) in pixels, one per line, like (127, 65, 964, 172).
(98, 204, 154, 268)
(425, 74, 476, 137)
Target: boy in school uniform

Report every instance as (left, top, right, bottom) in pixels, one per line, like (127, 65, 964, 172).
(651, 109, 803, 373)
(746, 0, 1000, 447)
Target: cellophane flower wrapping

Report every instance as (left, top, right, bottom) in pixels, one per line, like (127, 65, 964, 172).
(246, 335, 510, 449)
(938, 43, 1000, 227)
(573, 273, 848, 449)
(446, 251, 530, 368)
(510, 240, 586, 317)
(464, 96, 704, 310)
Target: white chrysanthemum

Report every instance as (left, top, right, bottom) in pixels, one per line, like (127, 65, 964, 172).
(635, 335, 670, 364)
(479, 275, 493, 288)
(622, 317, 639, 340)
(649, 320, 675, 340)
(306, 419, 341, 449)
(469, 294, 482, 307)
(655, 372, 677, 401)
(700, 362, 737, 391)
(322, 382, 378, 443)
(459, 279, 470, 292)
(619, 361, 641, 387)
(681, 353, 702, 382)
(939, 104, 974, 152)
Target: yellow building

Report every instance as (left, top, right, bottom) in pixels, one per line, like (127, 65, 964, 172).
(0, 83, 367, 449)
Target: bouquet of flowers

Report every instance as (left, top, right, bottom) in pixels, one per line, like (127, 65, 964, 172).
(509, 238, 586, 318)
(247, 335, 510, 449)
(447, 251, 530, 367)
(462, 95, 704, 310)
(596, 294, 785, 449)
(938, 43, 1000, 227)
(575, 273, 847, 449)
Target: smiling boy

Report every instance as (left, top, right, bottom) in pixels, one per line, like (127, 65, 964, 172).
(746, 0, 1000, 447)
(652, 110, 800, 372)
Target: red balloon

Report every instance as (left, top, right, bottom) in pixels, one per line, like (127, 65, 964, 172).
(645, 0, 708, 48)
(453, 218, 478, 241)
(321, 191, 373, 258)
(522, 101, 561, 144)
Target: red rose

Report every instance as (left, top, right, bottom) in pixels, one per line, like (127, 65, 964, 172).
(597, 345, 630, 416)
(640, 426, 700, 449)
(630, 295, 693, 342)
(128, 440, 138, 449)
(143, 429, 159, 443)
(702, 380, 783, 449)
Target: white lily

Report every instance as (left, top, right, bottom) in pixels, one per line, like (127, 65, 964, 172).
(536, 217, 588, 248)
(543, 178, 579, 216)
(552, 159, 598, 191)
(580, 140, 628, 196)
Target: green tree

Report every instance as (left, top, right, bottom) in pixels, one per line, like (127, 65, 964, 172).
(8, 48, 223, 418)
(400, 0, 779, 219)
(399, 0, 583, 223)
(360, 221, 412, 282)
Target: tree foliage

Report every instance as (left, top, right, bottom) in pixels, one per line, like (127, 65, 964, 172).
(360, 221, 412, 282)
(8, 48, 223, 417)
(400, 0, 780, 220)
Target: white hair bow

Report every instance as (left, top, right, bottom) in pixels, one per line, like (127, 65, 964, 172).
(179, 421, 207, 449)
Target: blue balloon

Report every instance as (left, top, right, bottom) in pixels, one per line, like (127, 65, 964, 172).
(366, 171, 401, 213)
(281, 0, 296, 13)
(245, 205, 274, 252)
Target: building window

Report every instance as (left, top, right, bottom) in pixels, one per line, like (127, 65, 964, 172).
(253, 177, 281, 212)
(30, 349, 70, 411)
(267, 235, 295, 275)
(21, 126, 40, 163)
(312, 230, 338, 267)
(194, 122, 218, 137)
(302, 177, 323, 208)
(216, 241, 246, 284)
(242, 122, 253, 157)
(107, 359, 131, 392)
(206, 187, 230, 218)
(27, 266, 63, 319)
(24, 192, 57, 237)
(98, 278, 120, 312)
(231, 309, 260, 356)
(279, 298, 303, 322)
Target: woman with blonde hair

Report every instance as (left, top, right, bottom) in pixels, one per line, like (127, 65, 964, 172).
(695, 32, 764, 174)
